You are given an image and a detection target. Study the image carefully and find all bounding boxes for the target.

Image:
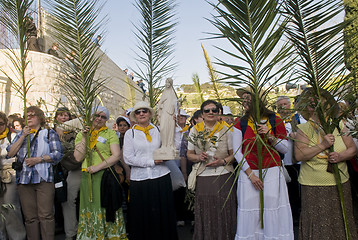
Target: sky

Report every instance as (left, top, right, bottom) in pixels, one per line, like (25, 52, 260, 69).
(101, 0, 230, 88)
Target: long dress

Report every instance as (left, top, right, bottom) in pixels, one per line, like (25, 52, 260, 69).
(76, 129, 127, 240)
(233, 116, 294, 240)
(297, 121, 358, 240)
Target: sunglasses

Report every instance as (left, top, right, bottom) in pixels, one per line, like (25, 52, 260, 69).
(135, 108, 149, 115)
(27, 114, 37, 118)
(94, 114, 107, 120)
(203, 108, 219, 114)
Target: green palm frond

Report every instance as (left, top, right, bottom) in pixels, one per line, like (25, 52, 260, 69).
(210, 0, 292, 228)
(0, 0, 35, 154)
(283, 1, 354, 238)
(132, 0, 178, 108)
(48, 0, 107, 126)
(48, 0, 107, 203)
(192, 73, 204, 104)
(201, 43, 222, 102)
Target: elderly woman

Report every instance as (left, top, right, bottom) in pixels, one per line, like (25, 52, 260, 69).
(186, 100, 236, 240)
(123, 101, 178, 240)
(74, 106, 127, 239)
(294, 88, 358, 239)
(7, 106, 63, 240)
(233, 95, 293, 239)
(0, 112, 26, 239)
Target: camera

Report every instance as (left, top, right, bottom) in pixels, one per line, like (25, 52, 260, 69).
(12, 161, 23, 171)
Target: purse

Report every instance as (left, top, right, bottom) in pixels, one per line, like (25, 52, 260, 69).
(188, 162, 204, 191)
(94, 146, 124, 222)
(53, 163, 68, 203)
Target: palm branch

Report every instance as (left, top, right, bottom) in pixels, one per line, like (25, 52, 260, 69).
(201, 43, 222, 102)
(0, 0, 36, 154)
(283, 0, 354, 238)
(209, 0, 293, 228)
(192, 73, 204, 104)
(47, 0, 107, 202)
(132, 0, 178, 108)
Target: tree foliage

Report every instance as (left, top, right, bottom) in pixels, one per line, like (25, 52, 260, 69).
(132, 0, 178, 108)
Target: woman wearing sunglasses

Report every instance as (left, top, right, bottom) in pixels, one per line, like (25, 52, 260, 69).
(123, 101, 178, 240)
(187, 100, 237, 240)
(74, 106, 127, 239)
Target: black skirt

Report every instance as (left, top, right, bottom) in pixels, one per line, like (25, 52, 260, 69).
(129, 173, 178, 240)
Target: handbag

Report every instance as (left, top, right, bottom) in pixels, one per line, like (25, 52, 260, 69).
(188, 162, 204, 191)
(94, 146, 124, 222)
(53, 163, 68, 203)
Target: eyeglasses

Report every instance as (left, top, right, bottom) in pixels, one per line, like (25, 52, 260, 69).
(27, 114, 37, 118)
(203, 108, 219, 114)
(0, 122, 5, 126)
(94, 114, 107, 120)
(135, 109, 149, 115)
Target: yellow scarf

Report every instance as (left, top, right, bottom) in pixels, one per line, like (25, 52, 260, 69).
(247, 116, 275, 135)
(0, 128, 9, 140)
(194, 121, 224, 138)
(221, 121, 233, 132)
(133, 124, 154, 142)
(89, 126, 108, 149)
(180, 124, 190, 133)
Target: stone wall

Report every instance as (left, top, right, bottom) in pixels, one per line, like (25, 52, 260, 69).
(0, 49, 144, 126)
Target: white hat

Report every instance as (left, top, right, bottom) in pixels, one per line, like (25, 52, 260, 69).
(222, 106, 232, 115)
(91, 105, 110, 120)
(129, 101, 155, 122)
(179, 109, 190, 118)
(125, 107, 133, 116)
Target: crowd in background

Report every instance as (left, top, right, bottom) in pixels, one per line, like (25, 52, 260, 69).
(0, 86, 358, 240)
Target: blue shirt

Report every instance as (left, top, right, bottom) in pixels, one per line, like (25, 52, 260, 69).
(7, 129, 63, 184)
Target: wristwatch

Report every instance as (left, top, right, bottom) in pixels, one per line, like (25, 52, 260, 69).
(41, 155, 45, 163)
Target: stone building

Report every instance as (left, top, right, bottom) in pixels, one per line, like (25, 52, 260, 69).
(0, 48, 144, 126)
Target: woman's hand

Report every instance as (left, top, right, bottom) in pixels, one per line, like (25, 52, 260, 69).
(206, 156, 225, 167)
(82, 126, 90, 136)
(87, 165, 98, 174)
(250, 174, 264, 191)
(321, 134, 335, 149)
(25, 157, 41, 167)
(328, 151, 342, 164)
(257, 124, 269, 134)
(198, 152, 208, 162)
(22, 126, 31, 137)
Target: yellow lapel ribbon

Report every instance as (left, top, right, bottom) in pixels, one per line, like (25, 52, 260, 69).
(0, 128, 9, 140)
(309, 119, 328, 159)
(222, 120, 233, 132)
(133, 124, 154, 142)
(194, 121, 225, 138)
(247, 117, 274, 135)
(89, 126, 108, 149)
(180, 124, 190, 133)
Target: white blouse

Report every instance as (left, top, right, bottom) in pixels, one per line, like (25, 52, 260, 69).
(123, 123, 170, 181)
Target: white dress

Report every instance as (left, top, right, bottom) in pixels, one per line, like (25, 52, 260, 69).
(233, 128, 294, 240)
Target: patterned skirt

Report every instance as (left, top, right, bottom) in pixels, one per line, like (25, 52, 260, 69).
(299, 182, 358, 240)
(194, 173, 237, 240)
(77, 171, 127, 240)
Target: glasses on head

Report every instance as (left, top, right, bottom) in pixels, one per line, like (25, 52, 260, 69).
(0, 122, 5, 127)
(135, 108, 149, 115)
(203, 108, 219, 114)
(94, 114, 107, 120)
(27, 113, 36, 118)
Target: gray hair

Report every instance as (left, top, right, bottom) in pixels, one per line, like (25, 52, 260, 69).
(276, 96, 291, 105)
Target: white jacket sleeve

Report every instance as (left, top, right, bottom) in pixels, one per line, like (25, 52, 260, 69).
(232, 127, 250, 171)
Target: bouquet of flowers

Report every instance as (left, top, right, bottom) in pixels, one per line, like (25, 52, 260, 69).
(186, 128, 219, 163)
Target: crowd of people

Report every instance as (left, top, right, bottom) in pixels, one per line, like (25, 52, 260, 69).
(0, 86, 358, 240)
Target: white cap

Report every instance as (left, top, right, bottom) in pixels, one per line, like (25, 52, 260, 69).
(222, 106, 232, 115)
(179, 109, 190, 118)
(125, 108, 133, 116)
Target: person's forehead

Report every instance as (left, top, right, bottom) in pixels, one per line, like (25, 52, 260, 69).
(277, 98, 290, 105)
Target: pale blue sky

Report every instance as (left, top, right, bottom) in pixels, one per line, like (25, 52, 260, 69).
(101, 0, 230, 87)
